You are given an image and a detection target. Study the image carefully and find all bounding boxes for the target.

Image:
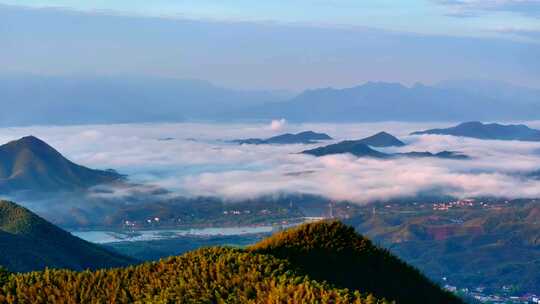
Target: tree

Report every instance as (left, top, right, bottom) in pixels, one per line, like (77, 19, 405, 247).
(0, 266, 10, 286)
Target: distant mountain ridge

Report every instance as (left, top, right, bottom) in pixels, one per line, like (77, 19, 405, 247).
(251, 81, 540, 122)
(0, 200, 134, 272)
(1, 76, 540, 125)
(232, 131, 332, 144)
(0, 136, 122, 193)
(411, 121, 540, 141)
(0, 75, 290, 126)
(437, 79, 540, 105)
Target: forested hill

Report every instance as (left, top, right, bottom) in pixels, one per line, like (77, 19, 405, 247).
(0, 200, 134, 272)
(250, 221, 461, 304)
(0, 220, 462, 303)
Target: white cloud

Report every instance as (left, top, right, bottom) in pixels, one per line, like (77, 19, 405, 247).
(434, 0, 540, 18)
(269, 119, 287, 132)
(2, 122, 540, 204)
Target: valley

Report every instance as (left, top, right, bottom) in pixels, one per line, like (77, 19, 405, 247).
(3, 3, 540, 302)
(2, 121, 540, 302)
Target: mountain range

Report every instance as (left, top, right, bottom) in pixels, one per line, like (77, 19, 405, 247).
(0, 219, 462, 303)
(231, 131, 332, 144)
(0, 200, 134, 272)
(0, 136, 122, 193)
(2, 76, 540, 125)
(0, 75, 290, 126)
(251, 81, 540, 122)
(411, 121, 540, 141)
(302, 132, 468, 159)
(437, 79, 540, 106)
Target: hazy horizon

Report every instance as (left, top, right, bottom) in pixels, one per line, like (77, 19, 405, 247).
(2, 2, 539, 90)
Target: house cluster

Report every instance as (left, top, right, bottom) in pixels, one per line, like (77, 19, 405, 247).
(444, 284, 539, 303)
(223, 210, 252, 215)
(122, 217, 171, 228)
(432, 199, 482, 211)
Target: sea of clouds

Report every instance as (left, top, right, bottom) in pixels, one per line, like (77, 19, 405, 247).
(2, 120, 540, 204)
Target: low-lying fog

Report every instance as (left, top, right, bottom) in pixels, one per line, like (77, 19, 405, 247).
(3, 120, 540, 205)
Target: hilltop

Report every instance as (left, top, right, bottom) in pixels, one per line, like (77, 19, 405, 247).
(0, 200, 134, 272)
(232, 131, 332, 144)
(251, 221, 461, 304)
(411, 121, 540, 141)
(0, 136, 122, 193)
(357, 132, 406, 147)
(0, 220, 462, 303)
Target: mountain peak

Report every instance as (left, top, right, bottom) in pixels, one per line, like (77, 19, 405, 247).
(8, 135, 51, 149)
(358, 131, 406, 147)
(0, 137, 122, 193)
(250, 221, 462, 304)
(251, 220, 369, 252)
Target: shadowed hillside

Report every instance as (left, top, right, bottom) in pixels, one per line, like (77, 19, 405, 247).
(0, 200, 135, 272)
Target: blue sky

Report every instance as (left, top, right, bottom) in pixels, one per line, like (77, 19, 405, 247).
(1, 1, 539, 89)
(2, 0, 539, 39)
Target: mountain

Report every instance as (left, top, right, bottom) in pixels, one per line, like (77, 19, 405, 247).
(0, 221, 461, 304)
(251, 82, 540, 122)
(0, 200, 134, 272)
(0, 75, 289, 126)
(411, 121, 540, 141)
(0, 136, 122, 193)
(302, 141, 389, 158)
(358, 131, 406, 147)
(397, 151, 470, 160)
(3, 77, 540, 125)
(302, 140, 468, 159)
(232, 131, 332, 145)
(437, 79, 540, 105)
(346, 198, 540, 295)
(250, 221, 461, 304)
